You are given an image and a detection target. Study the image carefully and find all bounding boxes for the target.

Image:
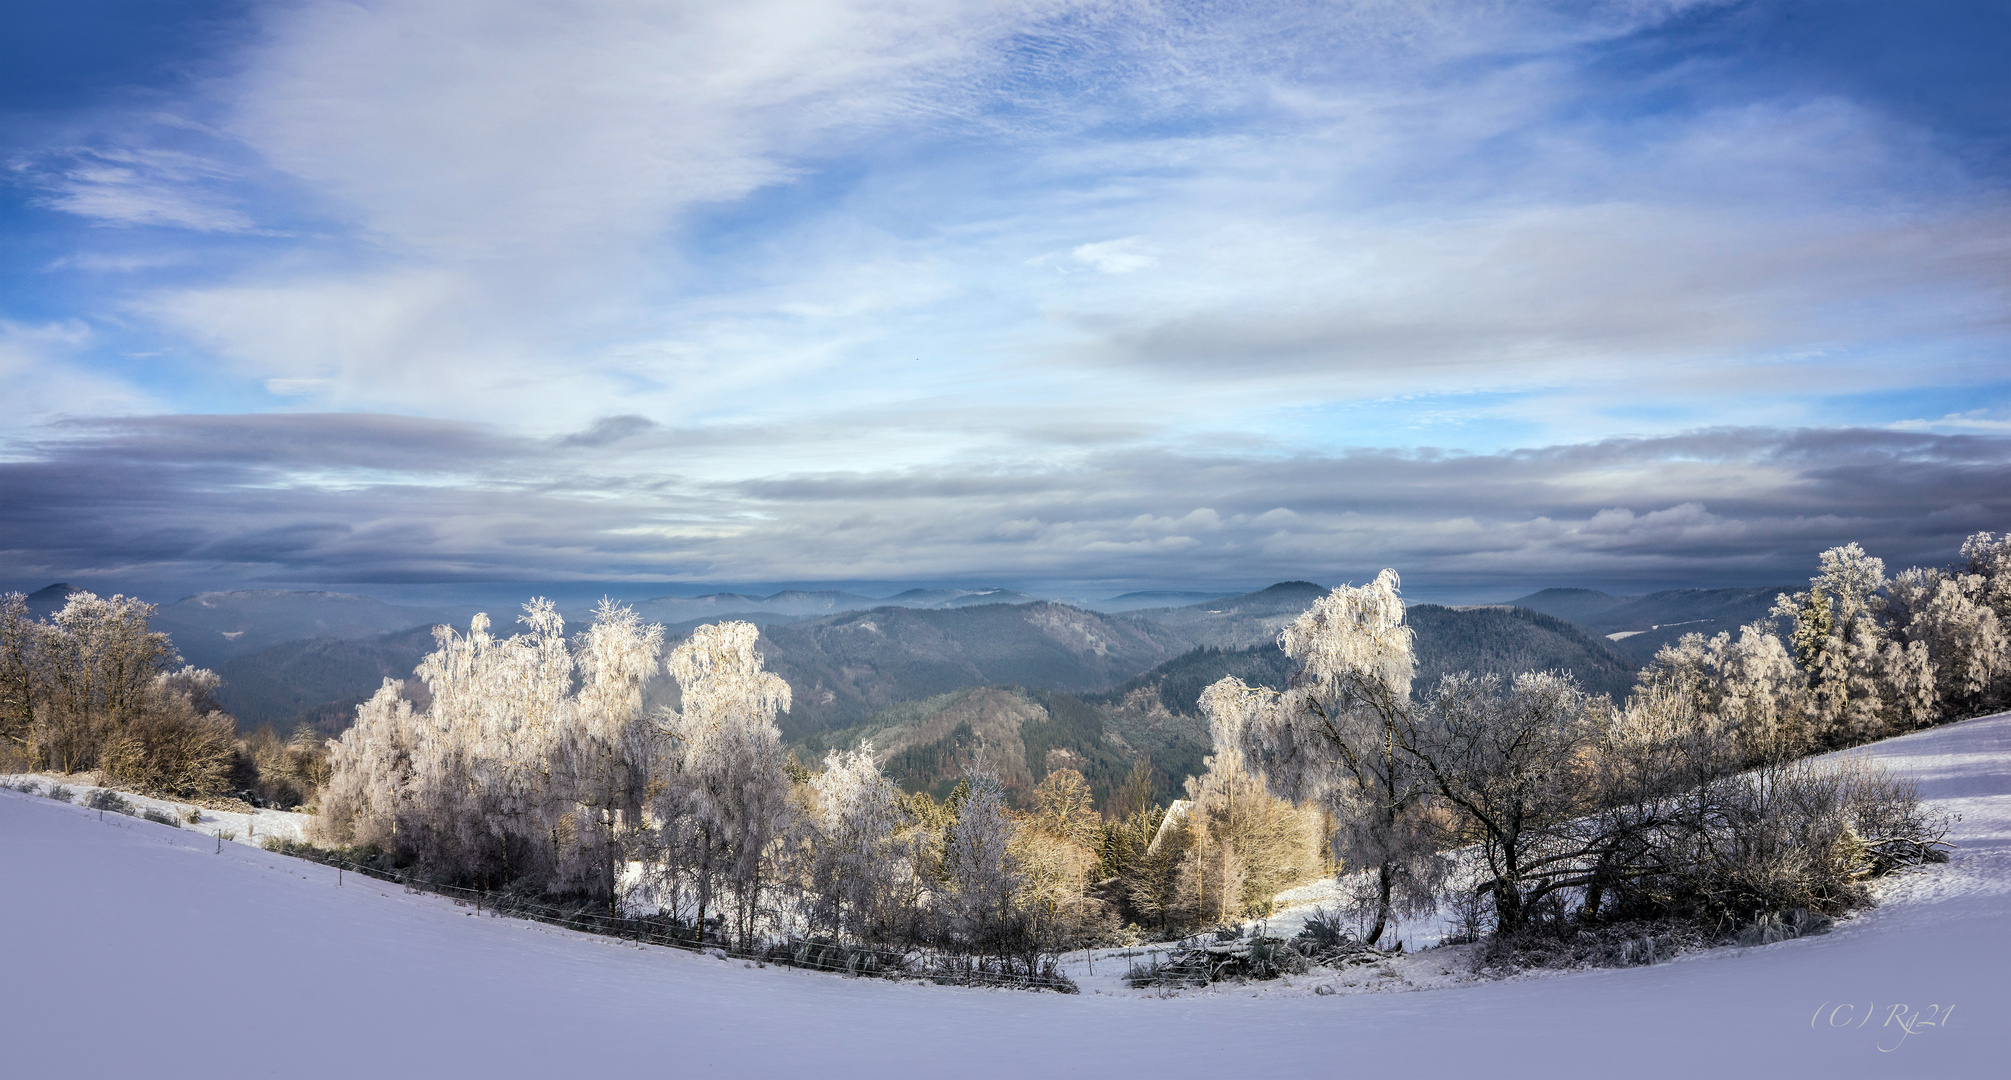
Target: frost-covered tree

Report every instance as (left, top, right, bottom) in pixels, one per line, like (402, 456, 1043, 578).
(315, 678, 418, 848)
(1774, 543, 1936, 743)
(657, 621, 794, 945)
(940, 755, 1027, 963)
(1221, 570, 1439, 944)
(0, 593, 43, 759)
(1408, 671, 1604, 935)
(32, 592, 180, 772)
(100, 665, 237, 799)
(409, 602, 575, 884)
(1962, 531, 2011, 623)
(1887, 566, 2008, 716)
(1631, 621, 1811, 769)
(556, 600, 664, 909)
(803, 743, 909, 943)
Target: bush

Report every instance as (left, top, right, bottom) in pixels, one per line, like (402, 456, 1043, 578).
(45, 784, 73, 803)
(141, 807, 182, 828)
(1670, 755, 1950, 922)
(82, 789, 133, 814)
(5, 779, 39, 795)
(1125, 929, 1316, 987)
(101, 705, 235, 801)
(1735, 908, 1832, 947)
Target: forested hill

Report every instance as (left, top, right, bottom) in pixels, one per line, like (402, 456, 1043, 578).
(1407, 604, 1639, 700)
(757, 602, 1189, 739)
(791, 604, 1645, 810)
(1504, 586, 1793, 664)
(214, 625, 439, 733)
(148, 582, 1638, 745)
(151, 590, 455, 669)
(1120, 581, 1331, 648)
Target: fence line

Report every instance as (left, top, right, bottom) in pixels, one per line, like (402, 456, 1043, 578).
(268, 842, 1076, 992)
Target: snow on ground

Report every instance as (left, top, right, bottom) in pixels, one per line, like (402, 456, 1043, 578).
(4, 714, 2009, 1079)
(0, 772, 310, 847)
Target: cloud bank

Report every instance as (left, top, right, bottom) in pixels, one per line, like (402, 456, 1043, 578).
(3, 415, 2003, 599)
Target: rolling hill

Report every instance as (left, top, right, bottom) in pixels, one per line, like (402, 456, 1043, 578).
(757, 601, 1190, 738)
(150, 590, 455, 669)
(1505, 586, 1794, 664)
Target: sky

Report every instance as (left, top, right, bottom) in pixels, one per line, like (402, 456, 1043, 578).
(1, 0, 2007, 605)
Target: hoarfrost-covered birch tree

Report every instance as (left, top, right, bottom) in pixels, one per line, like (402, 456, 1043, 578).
(805, 743, 907, 943)
(1773, 543, 1934, 742)
(315, 678, 418, 848)
(658, 620, 794, 946)
(941, 755, 1025, 963)
(1216, 570, 1440, 944)
(410, 602, 575, 884)
(558, 600, 664, 909)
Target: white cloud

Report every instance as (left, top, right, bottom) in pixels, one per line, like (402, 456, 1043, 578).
(0, 322, 157, 432)
(1070, 238, 1156, 274)
(26, 146, 255, 232)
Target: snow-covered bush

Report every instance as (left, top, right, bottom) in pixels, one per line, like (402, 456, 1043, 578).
(82, 788, 132, 814)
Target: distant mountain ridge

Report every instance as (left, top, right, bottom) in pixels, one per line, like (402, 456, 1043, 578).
(150, 590, 455, 669)
(791, 598, 1646, 809)
(1504, 586, 1794, 664)
(1116, 581, 1332, 649)
(20, 579, 1653, 755)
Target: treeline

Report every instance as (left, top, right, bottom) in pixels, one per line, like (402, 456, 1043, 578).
(314, 608, 1122, 979)
(0, 591, 326, 805)
(1200, 533, 2007, 948)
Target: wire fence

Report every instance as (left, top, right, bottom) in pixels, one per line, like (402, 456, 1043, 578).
(264, 840, 1077, 993)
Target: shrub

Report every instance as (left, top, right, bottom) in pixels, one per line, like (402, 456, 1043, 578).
(5, 779, 38, 795)
(82, 789, 133, 815)
(1735, 908, 1832, 947)
(1671, 755, 1950, 922)
(1126, 930, 1314, 987)
(141, 807, 182, 828)
(101, 703, 235, 800)
(45, 784, 73, 803)
(181, 806, 202, 824)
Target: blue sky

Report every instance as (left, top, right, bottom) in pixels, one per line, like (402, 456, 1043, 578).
(1, 0, 2007, 603)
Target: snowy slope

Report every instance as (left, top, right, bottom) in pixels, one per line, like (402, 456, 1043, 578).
(3, 714, 2008, 1079)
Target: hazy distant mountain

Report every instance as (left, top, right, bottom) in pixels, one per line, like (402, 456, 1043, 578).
(757, 601, 1189, 738)
(1504, 586, 1793, 664)
(23, 583, 85, 619)
(614, 590, 879, 626)
(793, 601, 1645, 809)
(150, 590, 453, 669)
(214, 625, 439, 733)
(601, 587, 1046, 628)
(1498, 588, 1630, 626)
(1122, 581, 1331, 648)
(1071, 590, 1235, 613)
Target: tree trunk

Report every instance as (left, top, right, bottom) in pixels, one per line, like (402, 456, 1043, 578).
(1364, 861, 1393, 945)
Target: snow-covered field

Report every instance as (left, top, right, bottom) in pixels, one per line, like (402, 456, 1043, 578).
(4, 714, 2008, 1079)
(0, 773, 310, 847)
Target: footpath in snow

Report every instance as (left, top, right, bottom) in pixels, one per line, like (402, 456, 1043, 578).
(3, 713, 2008, 1079)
